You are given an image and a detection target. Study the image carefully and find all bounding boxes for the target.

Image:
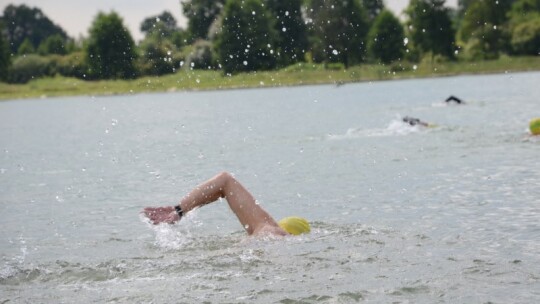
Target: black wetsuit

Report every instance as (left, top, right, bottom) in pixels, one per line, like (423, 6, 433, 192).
(445, 95, 463, 104)
(403, 116, 424, 126)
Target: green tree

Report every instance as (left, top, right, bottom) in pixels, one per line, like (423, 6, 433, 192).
(405, 0, 456, 59)
(140, 11, 178, 37)
(85, 12, 137, 79)
(367, 10, 405, 63)
(507, 0, 540, 55)
(0, 24, 10, 81)
(215, 0, 278, 74)
(138, 33, 177, 76)
(458, 0, 513, 58)
(305, 0, 370, 67)
(0, 4, 68, 53)
(362, 0, 385, 22)
(457, 0, 474, 17)
(17, 38, 35, 55)
(182, 0, 225, 41)
(266, 0, 308, 66)
(37, 34, 67, 55)
(140, 11, 188, 49)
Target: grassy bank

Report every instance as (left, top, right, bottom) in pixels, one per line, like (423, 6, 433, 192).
(1, 56, 539, 100)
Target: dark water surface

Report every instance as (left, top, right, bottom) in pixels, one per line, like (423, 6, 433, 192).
(1, 72, 539, 303)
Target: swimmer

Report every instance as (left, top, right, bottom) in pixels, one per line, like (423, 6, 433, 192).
(530, 117, 540, 135)
(445, 95, 464, 104)
(402, 116, 430, 127)
(143, 172, 310, 236)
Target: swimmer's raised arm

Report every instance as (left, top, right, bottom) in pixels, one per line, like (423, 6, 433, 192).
(445, 95, 464, 104)
(143, 172, 309, 236)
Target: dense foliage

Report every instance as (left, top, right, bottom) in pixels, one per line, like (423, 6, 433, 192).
(507, 0, 540, 55)
(362, 0, 385, 22)
(405, 0, 455, 59)
(182, 0, 225, 41)
(266, 0, 307, 66)
(85, 12, 137, 79)
(0, 24, 10, 81)
(305, 0, 369, 67)
(458, 0, 513, 59)
(367, 10, 405, 64)
(0, 4, 67, 53)
(216, 0, 278, 74)
(37, 34, 68, 55)
(1, 0, 539, 84)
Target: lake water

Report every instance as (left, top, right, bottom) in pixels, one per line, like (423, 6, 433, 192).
(1, 72, 539, 303)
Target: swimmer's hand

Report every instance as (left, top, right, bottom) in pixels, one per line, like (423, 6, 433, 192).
(143, 206, 180, 225)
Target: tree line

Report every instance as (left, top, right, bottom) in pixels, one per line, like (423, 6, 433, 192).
(0, 0, 539, 83)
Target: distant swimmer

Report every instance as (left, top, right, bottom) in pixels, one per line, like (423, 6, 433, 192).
(403, 116, 430, 127)
(143, 172, 310, 237)
(530, 118, 540, 135)
(445, 95, 464, 104)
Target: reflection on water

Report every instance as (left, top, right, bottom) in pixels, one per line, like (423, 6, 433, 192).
(1, 72, 540, 302)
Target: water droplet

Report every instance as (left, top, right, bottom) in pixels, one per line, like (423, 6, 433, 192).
(282, 27, 287, 32)
(332, 49, 338, 55)
(244, 224, 250, 229)
(243, 61, 248, 66)
(413, 65, 418, 70)
(403, 38, 409, 45)
(196, 79, 200, 84)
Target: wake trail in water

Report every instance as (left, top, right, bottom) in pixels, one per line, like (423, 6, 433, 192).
(328, 118, 429, 140)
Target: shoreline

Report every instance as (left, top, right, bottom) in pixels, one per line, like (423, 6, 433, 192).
(1, 56, 539, 101)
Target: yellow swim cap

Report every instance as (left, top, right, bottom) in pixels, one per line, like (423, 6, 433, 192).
(278, 216, 310, 235)
(530, 118, 540, 135)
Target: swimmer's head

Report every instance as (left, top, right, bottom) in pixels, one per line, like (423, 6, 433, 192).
(530, 118, 540, 135)
(278, 216, 311, 235)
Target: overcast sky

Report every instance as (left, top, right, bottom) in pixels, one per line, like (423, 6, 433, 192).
(1, 0, 457, 41)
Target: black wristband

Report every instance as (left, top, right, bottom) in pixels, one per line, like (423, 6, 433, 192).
(174, 205, 183, 218)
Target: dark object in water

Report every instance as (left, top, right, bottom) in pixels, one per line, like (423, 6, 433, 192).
(403, 116, 429, 127)
(445, 95, 463, 104)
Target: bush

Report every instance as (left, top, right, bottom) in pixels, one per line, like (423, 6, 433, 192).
(511, 17, 540, 55)
(7, 53, 89, 83)
(8, 54, 54, 83)
(461, 38, 500, 61)
(389, 61, 414, 72)
(37, 34, 67, 55)
(138, 36, 177, 76)
(54, 52, 88, 78)
(185, 39, 215, 70)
